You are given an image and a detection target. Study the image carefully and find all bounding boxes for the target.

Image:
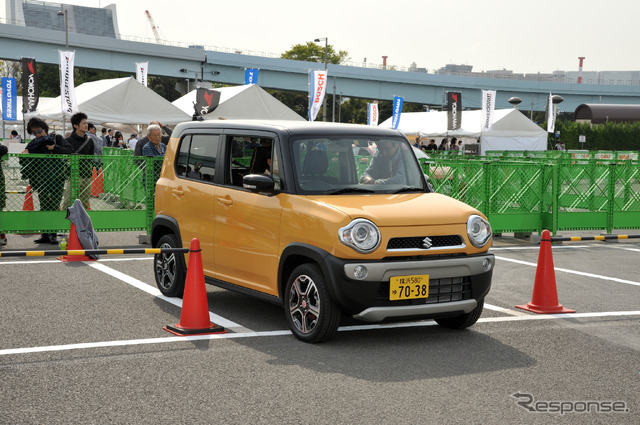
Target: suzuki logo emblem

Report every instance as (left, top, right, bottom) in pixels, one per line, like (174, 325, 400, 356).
(422, 237, 433, 249)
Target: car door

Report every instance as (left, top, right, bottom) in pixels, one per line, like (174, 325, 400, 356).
(213, 133, 282, 296)
(170, 133, 220, 275)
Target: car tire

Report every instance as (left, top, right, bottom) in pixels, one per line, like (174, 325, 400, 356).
(435, 298, 484, 330)
(154, 234, 186, 298)
(285, 263, 340, 343)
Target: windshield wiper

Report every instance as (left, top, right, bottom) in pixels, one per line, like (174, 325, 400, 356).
(325, 187, 376, 195)
(390, 187, 425, 194)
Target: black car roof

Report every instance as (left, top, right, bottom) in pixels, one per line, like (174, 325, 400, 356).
(171, 120, 406, 139)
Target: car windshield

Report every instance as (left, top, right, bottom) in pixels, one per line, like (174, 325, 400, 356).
(291, 136, 427, 194)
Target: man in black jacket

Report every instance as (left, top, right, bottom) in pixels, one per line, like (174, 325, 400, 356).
(22, 117, 74, 243)
(61, 112, 95, 210)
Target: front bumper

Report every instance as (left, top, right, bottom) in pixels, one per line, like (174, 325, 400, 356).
(321, 253, 494, 321)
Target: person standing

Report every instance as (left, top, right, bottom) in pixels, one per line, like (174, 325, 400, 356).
(10, 130, 22, 142)
(450, 137, 459, 151)
(100, 128, 109, 147)
(425, 139, 438, 151)
(438, 139, 448, 151)
(87, 123, 103, 156)
(134, 121, 172, 157)
(61, 112, 95, 210)
(21, 117, 74, 244)
(106, 129, 114, 147)
(142, 124, 166, 185)
(113, 131, 126, 149)
(128, 134, 138, 151)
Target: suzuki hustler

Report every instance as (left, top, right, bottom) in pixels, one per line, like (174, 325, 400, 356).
(152, 120, 494, 342)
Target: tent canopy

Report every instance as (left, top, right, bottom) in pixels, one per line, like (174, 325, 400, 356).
(172, 84, 305, 121)
(380, 109, 547, 155)
(26, 77, 190, 125)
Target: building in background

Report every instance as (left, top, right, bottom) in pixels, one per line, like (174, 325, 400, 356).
(6, 0, 119, 39)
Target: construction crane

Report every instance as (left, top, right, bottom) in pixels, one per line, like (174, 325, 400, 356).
(144, 10, 161, 43)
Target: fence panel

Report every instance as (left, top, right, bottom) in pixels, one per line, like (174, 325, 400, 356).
(0, 152, 162, 234)
(3, 150, 640, 236)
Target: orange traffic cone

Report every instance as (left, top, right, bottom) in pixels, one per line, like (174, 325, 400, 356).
(164, 238, 226, 336)
(22, 185, 34, 211)
(97, 167, 104, 195)
(516, 229, 575, 314)
(57, 222, 96, 262)
(90, 167, 104, 197)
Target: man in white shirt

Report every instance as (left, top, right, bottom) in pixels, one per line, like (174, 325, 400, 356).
(128, 134, 139, 151)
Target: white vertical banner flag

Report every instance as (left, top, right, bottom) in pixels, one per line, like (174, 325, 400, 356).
(481, 90, 496, 132)
(367, 102, 379, 126)
(136, 62, 148, 87)
(59, 50, 78, 115)
(308, 69, 328, 121)
(547, 93, 556, 133)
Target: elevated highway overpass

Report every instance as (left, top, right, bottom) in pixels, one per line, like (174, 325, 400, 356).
(2, 23, 640, 114)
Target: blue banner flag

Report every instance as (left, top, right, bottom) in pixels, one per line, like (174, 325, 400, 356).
(244, 68, 259, 85)
(2, 77, 17, 121)
(391, 96, 404, 130)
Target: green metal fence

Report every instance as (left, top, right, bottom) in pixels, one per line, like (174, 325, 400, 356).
(0, 150, 162, 235)
(2, 150, 639, 236)
(422, 156, 640, 234)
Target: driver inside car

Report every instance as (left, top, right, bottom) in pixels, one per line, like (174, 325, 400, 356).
(360, 141, 407, 185)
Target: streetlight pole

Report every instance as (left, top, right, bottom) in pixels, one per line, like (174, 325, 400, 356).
(314, 37, 328, 121)
(57, 9, 68, 50)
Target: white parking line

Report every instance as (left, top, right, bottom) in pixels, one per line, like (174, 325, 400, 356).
(495, 256, 640, 287)
(484, 303, 528, 316)
(87, 262, 251, 332)
(2, 310, 639, 357)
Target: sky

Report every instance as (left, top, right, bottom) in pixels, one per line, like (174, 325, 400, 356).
(2, 0, 639, 74)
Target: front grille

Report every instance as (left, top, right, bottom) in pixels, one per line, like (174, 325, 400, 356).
(387, 235, 464, 251)
(375, 276, 472, 306)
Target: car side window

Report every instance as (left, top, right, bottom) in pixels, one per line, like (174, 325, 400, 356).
(175, 134, 219, 182)
(189, 135, 218, 182)
(225, 136, 280, 189)
(175, 135, 191, 177)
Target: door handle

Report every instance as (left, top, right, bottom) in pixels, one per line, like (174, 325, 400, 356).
(172, 186, 184, 196)
(217, 197, 233, 206)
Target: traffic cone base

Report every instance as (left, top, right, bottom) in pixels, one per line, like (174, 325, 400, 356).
(58, 223, 96, 262)
(164, 238, 226, 336)
(163, 322, 225, 336)
(515, 303, 576, 314)
(515, 229, 575, 314)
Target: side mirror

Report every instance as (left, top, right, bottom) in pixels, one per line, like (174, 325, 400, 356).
(243, 174, 275, 193)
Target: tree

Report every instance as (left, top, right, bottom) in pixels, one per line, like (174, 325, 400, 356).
(280, 41, 349, 64)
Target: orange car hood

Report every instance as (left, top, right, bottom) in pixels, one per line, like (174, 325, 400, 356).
(308, 193, 478, 227)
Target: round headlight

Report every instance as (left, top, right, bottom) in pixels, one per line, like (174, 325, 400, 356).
(339, 219, 380, 253)
(467, 214, 492, 248)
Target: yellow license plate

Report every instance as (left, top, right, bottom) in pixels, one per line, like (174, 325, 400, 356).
(389, 275, 429, 301)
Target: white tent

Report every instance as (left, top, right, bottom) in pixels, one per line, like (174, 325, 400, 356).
(172, 84, 305, 121)
(26, 77, 190, 126)
(380, 109, 547, 155)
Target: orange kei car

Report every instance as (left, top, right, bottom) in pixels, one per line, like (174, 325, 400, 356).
(152, 120, 494, 342)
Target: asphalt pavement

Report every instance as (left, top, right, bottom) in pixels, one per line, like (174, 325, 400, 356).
(1, 231, 639, 424)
